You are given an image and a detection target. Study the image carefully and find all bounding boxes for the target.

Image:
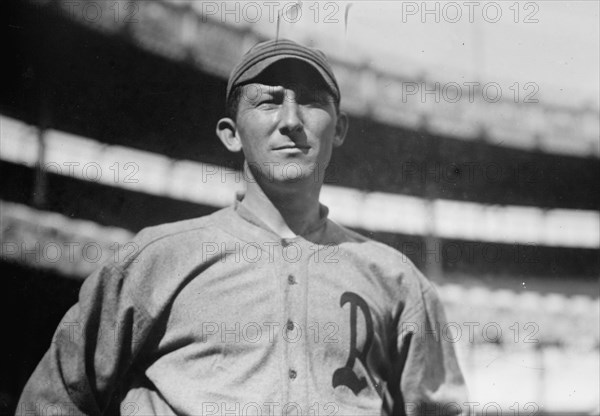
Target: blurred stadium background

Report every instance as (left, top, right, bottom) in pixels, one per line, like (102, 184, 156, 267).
(1, 0, 599, 414)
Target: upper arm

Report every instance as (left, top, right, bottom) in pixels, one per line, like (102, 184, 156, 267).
(17, 249, 152, 416)
(394, 268, 469, 415)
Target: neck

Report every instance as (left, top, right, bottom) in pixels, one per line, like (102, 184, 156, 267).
(240, 165, 323, 238)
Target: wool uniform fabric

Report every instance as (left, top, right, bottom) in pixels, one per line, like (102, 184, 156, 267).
(18, 201, 467, 415)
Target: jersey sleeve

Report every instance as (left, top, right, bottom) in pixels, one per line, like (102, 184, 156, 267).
(393, 267, 469, 415)
(16, 249, 152, 416)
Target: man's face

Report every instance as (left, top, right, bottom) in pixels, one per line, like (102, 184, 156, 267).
(230, 60, 346, 187)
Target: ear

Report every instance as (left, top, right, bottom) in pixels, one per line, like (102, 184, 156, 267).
(216, 118, 243, 152)
(332, 111, 348, 148)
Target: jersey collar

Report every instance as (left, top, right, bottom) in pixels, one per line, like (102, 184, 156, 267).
(232, 193, 330, 242)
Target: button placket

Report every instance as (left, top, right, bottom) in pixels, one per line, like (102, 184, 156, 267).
(280, 238, 308, 408)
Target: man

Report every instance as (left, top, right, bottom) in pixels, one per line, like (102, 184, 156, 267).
(18, 39, 467, 415)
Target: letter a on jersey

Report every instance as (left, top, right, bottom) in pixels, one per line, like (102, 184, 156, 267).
(332, 291, 375, 395)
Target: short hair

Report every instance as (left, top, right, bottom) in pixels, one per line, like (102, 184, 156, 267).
(226, 84, 245, 121)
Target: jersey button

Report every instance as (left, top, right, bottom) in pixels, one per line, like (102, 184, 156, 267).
(289, 369, 297, 379)
(286, 320, 295, 331)
(287, 274, 296, 285)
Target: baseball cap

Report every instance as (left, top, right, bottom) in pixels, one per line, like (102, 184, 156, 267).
(226, 39, 340, 104)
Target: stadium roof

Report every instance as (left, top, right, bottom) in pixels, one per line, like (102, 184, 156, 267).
(22, 0, 600, 158)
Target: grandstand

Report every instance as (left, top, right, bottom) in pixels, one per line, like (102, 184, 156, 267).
(2, 0, 598, 414)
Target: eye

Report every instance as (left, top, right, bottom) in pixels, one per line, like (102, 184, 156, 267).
(257, 100, 278, 109)
(298, 90, 333, 107)
(256, 93, 283, 108)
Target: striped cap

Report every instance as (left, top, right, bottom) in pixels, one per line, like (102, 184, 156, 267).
(226, 39, 340, 103)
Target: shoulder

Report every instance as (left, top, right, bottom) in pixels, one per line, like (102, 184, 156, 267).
(98, 206, 240, 315)
(324, 219, 437, 295)
(134, 207, 235, 247)
(325, 219, 416, 268)
(108, 206, 238, 280)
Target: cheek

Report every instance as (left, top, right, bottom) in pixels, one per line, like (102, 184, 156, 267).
(237, 123, 266, 152)
(308, 118, 337, 145)
(237, 113, 274, 141)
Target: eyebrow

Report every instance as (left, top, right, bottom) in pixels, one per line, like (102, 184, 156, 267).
(254, 85, 285, 96)
(251, 83, 334, 105)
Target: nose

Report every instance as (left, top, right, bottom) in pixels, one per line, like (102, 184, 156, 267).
(278, 98, 303, 136)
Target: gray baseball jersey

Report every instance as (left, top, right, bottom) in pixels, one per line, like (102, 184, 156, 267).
(18, 201, 467, 415)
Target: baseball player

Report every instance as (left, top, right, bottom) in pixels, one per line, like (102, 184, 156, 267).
(17, 39, 468, 415)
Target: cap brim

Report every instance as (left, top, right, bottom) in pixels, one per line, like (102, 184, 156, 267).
(231, 56, 339, 102)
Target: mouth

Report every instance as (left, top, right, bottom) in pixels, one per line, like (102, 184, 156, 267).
(273, 144, 310, 151)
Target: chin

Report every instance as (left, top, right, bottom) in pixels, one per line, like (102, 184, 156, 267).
(268, 174, 311, 185)
(250, 161, 323, 186)
(275, 163, 319, 184)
